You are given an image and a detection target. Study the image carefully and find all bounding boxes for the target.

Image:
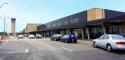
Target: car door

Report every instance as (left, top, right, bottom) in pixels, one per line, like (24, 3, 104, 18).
(52, 35, 55, 39)
(100, 35, 110, 48)
(95, 35, 105, 47)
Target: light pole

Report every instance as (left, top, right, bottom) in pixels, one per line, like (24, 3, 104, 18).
(3, 17, 9, 38)
(3, 18, 5, 37)
(0, 3, 8, 39)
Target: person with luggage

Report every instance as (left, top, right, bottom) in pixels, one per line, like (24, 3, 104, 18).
(67, 33, 77, 43)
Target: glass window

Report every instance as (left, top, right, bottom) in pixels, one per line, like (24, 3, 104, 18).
(103, 35, 109, 39)
(98, 35, 109, 39)
(98, 35, 104, 39)
(112, 35, 125, 40)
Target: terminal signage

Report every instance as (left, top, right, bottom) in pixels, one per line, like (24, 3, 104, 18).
(47, 17, 81, 28)
(46, 11, 86, 29)
(71, 18, 80, 24)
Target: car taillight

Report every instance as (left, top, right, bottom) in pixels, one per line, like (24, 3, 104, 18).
(116, 42, 125, 45)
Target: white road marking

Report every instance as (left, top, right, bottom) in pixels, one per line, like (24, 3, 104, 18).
(25, 48, 29, 53)
(60, 47, 73, 52)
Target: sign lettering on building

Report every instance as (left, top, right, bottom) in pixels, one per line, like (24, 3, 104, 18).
(71, 18, 80, 24)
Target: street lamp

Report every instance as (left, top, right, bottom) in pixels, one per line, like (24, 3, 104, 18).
(0, 3, 8, 39)
(3, 17, 9, 39)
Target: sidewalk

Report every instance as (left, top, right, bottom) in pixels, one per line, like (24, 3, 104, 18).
(77, 39, 92, 46)
(42, 37, 92, 45)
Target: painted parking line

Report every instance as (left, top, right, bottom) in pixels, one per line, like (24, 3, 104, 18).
(60, 47, 73, 52)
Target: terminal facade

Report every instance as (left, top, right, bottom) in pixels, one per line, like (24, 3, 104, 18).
(24, 8, 125, 39)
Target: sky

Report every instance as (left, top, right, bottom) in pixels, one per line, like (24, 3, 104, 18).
(0, 0, 125, 32)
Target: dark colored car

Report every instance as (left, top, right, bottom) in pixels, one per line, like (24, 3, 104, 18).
(61, 34, 77, 43)
(51, 34, 62, 41)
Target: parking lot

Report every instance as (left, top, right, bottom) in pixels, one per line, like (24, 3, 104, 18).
(0, 37, 125, 60)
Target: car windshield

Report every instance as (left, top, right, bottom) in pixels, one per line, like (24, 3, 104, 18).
(111, 35, 125, 40)
(55, 34, 62, 36)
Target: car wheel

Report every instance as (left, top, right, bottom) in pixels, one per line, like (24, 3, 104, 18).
(54, 39, 56, 41)
(93, 42, 96, 48)
(107, 44, 112, 52)
(66, 39, 68, 43)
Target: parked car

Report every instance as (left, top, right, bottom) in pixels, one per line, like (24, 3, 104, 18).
(61, 35, 69, 42)
(51, 34, 62, 41)
(61, 34, 77, 43)
(29, 34, 35, 39)
(18, 34, 24, 39)
(93, 34, 125, 52)
(36, 34, 42, 38)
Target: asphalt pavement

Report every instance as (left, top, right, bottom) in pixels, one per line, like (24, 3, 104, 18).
(0, 36, 125, 60)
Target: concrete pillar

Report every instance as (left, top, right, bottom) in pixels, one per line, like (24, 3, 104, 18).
(70, 28, 73, 34)
(50, 31, 53, 36)
(43, 31, 46, 37)
(42, 32, 44, 37)
(86, 27, 90, 40)
(81, 28, 84, 39)
(122, 23, 125, 35)
(102, 25, 106, 34)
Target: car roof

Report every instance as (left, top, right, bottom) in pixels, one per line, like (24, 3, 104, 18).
(54, 34, 61, 35)
(103, 34, 119, 36)
(104, 34, 118, 35)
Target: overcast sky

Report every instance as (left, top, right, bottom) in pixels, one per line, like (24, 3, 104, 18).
(0, 0, 125, 32)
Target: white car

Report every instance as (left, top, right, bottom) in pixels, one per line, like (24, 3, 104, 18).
(18, 34, 24, 39)
(29, 34, 35, 39)
(93, 34, 125, 51)
(36, 34, 42, 38)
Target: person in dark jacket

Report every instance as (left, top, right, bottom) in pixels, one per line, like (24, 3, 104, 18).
(67, 33, 77, 43)
(68, 33, 72, 43)
(72, 33, 77, 43)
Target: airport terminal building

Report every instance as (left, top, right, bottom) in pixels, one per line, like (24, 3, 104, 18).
(28, 8, 125, 39)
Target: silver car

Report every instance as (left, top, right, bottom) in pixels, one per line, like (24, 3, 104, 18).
(18, 34, 24, 39)
(93, 34, 125, 51)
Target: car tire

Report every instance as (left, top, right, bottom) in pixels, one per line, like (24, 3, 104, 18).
(54, 39, 57, 41)
(66, 39, 69, 43)
(65, 40, 67, 43)
(93, 42, 96, 48)
(107, 44, 112, 52)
